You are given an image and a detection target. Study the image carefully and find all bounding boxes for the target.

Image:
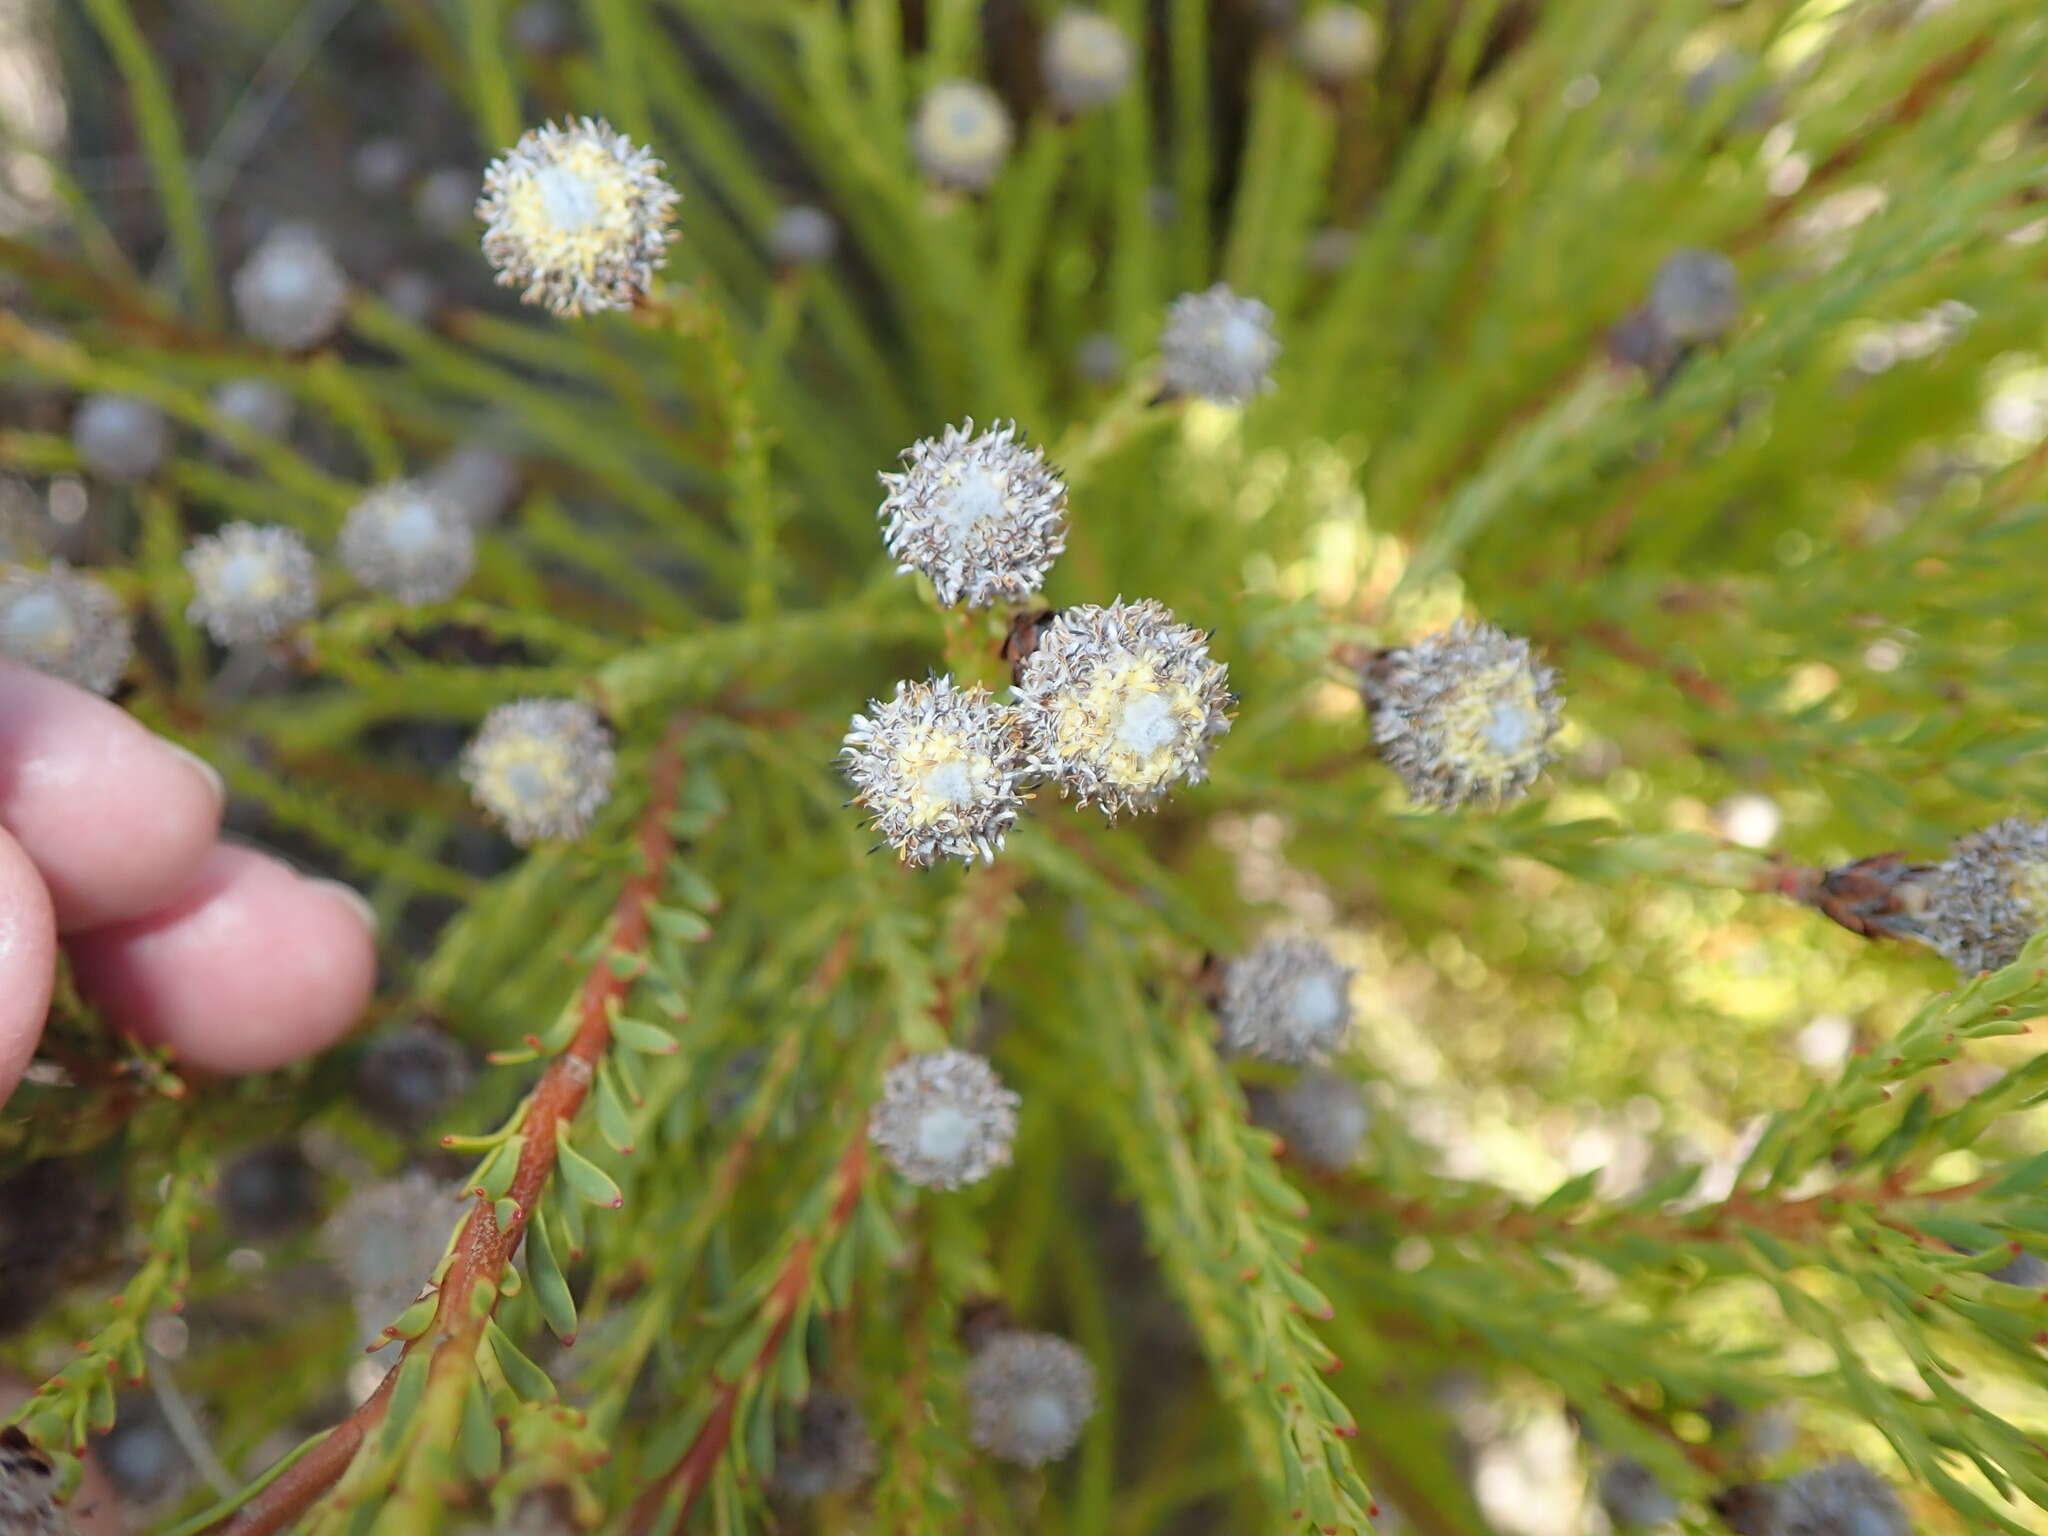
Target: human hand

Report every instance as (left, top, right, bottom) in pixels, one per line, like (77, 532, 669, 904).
(0, 662, 378, 1106)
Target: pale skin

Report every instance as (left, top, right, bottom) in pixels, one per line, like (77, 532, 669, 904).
(0, 659, 378, 1106)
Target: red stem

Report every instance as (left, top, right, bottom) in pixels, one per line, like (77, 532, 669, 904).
(211, 716, 694, 1536)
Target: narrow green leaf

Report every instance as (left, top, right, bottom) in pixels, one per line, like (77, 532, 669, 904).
(527, 1205, 579, 1343)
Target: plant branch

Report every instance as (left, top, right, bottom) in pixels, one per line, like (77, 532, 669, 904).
(210, 715, 696, 1536)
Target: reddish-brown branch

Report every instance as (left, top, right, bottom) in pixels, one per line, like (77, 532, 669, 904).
(1579, 621, 1733, 714)
(213, 716, 695, 1536)
(623, 1139, 870, 1536)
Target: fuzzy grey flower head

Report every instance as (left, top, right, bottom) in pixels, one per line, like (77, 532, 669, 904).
(1160, 284, 1280, 404)
(869, 1049, 1020, 1189)
(73, 393, 170, 484)
(461, 697, 616, 845)
(878, 419, 1068, 609)
(1775, 1459, 1909, 1536)
(1043, 10, 1135, 114)
(770, 1392, 878, 1500)
(842, 676, 1027, 867)
(912, 80, 1014, 190)
(321, 1170, 459, 1352)
(1650, 249, 1742, 345)
(428, 442, 523, 527)
(769, 204, 838, 268)
(1294, 4, 1381, 85)
(1076, 331, 1124, 384)
(478, 117, 679, 317)
(1220, 936, 1354, 1063)
(1599, 1456, 1680, 1529)
(1923, 817, 2048, 975)
(0, 1428, 69, 1536)
(340, 480, 476, 604)
(1248, 1069, 1370, 1169)
(209, 378, 293, 448)
(1362, 620, 1564, 810)
(967, 1331, 1097, 1466)
(0, 564, 131, 695)
(233, 224, 349, 351)
(183, 523, 319, 647)
(1012, 599, 1233, 817)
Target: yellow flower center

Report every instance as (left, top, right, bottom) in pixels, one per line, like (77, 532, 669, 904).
(1054, 651, 1201, 792)
(474, 737, 574, 817)
(2008, 856, 2048, 925)
(498, 140, 638, 279)
(898, 727, 995, 827)
(1434, 660, 1548, 781)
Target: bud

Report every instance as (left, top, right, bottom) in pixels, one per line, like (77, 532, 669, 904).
(967, 1331, 1097, 1466)
(1160, 284, 1280, 404)
(869, 1050, 1021, 1190)
(912, 81, 1013, 190)
(233, 225, 349, 351)
(72, 394, 169, 484)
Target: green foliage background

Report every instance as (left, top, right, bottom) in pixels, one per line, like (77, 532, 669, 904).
(3, 0, 2048, 1531)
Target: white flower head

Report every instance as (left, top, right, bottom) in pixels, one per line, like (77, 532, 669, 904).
(967, 1331, 1097, 1466)
(769, 204, 838, 268)
(1043, 10, 1136, 114)
(1650, 249, 1742, 344)
(842, 676, 1028, 868)
(1361, 620, 1564, 810)
(73, 393, 170, 483)
(1221, 936, 1354, 1063)
(0, 564, 131, 695)
(209, 378, 294, 448)
(1160, 284, 1280, 404)
(0, 1426, 68, 1536)
(869, 1049, 1020, 1189)
(770, 1393, 878, 1499)
(1012, 599, 1233, 817)
(1776, 1460, 1909, 1536)
(1924, 817, 2048, 975)
(1294, 4, 1382, 85)
(1248, 1069, 1370, 1169)
(233, 224, 349, 351)
(478, 117, 679, 317)
(340, 480, 476, 605)
(461, 698, 616, 845)
(878, 419, 1068, 609)
(183, 523, 319, 647)
(912, 81, 1014, 190)
(321, 1170, 461, 1352)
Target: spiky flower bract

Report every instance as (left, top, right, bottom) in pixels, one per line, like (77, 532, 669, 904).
(1775, 1459, 1909, 1536)
(1220, 936, 1354, 1063)
(339, 480, 476, 604)
(73, 393, 169, 483)
(877, 419, 1068, 609)
(1012, 599, 1233, 817)
(1043, 10, 1136, 114)
(967, 1331, 1098, 1467)
(1923, 816, 2048, 974)
(1650, 248, 1742, 345)
(460, 698, 616, 845)
(0, 1428, 69, 1536)
(769, 205, 838, 268)
(1362, 620, 1564, 810)
(841, 676, 1027, 867)
(477, 117, 679, 317)
(1248, 1069, 1370, 1169)
(0, 564, 131, 695)
(232, 224, 349, 351)
(321, 1170, 458, 1351)
(868, 1049, 1020, 1189)
(1160, 284, 1280, 404)
(769, 1392, 878, 1499)
(911, 81, 1013, 190)
(183, 523, 320, 647)
(1294, 4, 1381, 85)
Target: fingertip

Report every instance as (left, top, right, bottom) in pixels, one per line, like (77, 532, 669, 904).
(0, 663, 223, 932)
(69, 846, 377, 1075)
(0, 825, 56, 1108)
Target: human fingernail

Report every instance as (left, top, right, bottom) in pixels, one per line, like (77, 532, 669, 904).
(166, 743, 226, 807)
(310, 879, 378, 935)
